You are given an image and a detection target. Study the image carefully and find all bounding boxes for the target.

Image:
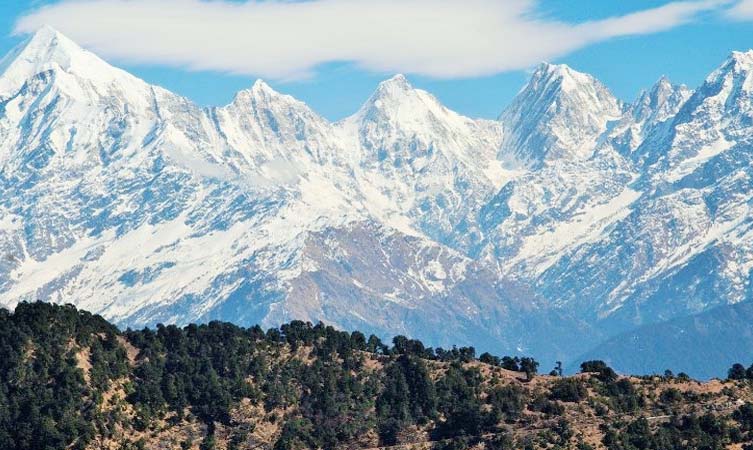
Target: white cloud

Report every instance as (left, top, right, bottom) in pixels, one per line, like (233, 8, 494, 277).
(727, 0, 753, 18)
(13, 0, 729, 80)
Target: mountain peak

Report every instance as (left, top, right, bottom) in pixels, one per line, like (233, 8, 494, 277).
(0, 25, 136, 97)
(729, 49, 753, 67)
(653, 75, 672, 90)
(372, 74, 414, 99)
(529, 62, 598, 93)
(644, 76, 688, 103)
(499, 62, 621, 168)
(251, 79, 276, 94)
(25, 25, 66, 46)
(380, 73, 410, 86)
(240, 79, 282, 100)
(695, 49, 753, 99)
(533, 62, 572, 77)
(504, 62, 617, 117)
(705, 49, 753, 83)
(2, 26, 83, 72)
(618, 75, 691, 154)
(230, 79, 297, 109)
(349, 73, 434, 121)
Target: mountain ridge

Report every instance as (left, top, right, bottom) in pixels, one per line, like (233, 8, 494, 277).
(2, 27, 753, 373)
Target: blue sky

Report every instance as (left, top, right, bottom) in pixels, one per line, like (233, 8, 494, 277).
(1, 0, 752, 120)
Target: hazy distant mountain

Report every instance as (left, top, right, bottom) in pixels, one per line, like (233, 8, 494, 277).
(575, 301, 753, 379)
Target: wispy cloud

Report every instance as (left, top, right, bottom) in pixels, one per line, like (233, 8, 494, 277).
(726, 0, 753, 18)
(14, 0, 729, 80)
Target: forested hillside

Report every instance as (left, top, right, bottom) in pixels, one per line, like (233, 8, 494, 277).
(2, 302, 753, 450)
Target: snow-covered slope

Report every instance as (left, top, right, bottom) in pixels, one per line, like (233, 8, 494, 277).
(4, 28, 753, 369)
(498, 63, 623, 169)
(0, 28, 561, 359)
(531, 51, 753, 332)
(0, 27, 361, 327)
(336, 74, 505, 246)
(604, 76, 691, 157)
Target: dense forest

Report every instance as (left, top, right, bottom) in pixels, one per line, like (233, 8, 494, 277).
(2, 302, 753, 450)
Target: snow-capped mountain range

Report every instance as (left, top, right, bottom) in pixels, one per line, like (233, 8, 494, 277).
(2, 26, 753, 367)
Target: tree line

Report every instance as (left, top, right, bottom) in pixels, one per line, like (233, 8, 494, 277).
(2, 302, 753, 450)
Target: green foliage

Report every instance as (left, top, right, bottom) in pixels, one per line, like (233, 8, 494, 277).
(604, 413, 739, 450)
(726, 361, 753, 381)
(735, 403, 753, 423)
(528, 395, 565, 416)
(434, 363, 491, 439)
(377, 354, 437, 429)
(519, 357, 539, 380)
(601, 378, 644, 413)
(3, 301, 748, 450)
(500, 356, 521, 371)
(729, 363, 747, 381)
(659, 388, 682, 404)
(435, 346, 477, 363)
(549, 377, 588, 402)
(487, 384, 526, 422)
(0, 302, 125, 450)
(581, 360, 618, 382)
(0, 303, 537, 449)
(273, 418, 315, 450)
